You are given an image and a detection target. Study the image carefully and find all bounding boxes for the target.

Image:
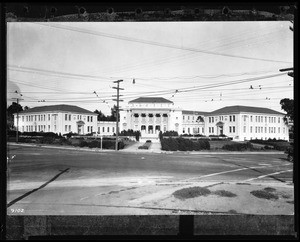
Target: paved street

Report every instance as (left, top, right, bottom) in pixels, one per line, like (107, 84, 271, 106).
(7, 144, 294, 215)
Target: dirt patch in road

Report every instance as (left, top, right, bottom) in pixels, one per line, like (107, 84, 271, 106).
(213, 190, 237, 197)
(173, 186, 211, 200)
(173, 187, 237, 200)
(250, 190, 279, 200)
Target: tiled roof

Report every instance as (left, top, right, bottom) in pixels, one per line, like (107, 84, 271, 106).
(182, 110, 209, 115)
(129, 97, 173, 103)
(17, 104, 96, 115)
(209, 105, 285, 115)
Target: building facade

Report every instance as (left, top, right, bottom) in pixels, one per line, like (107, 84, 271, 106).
(205, 106, 289, 141)
(13, 99, 289, 141)
(14, 104, 98, 135)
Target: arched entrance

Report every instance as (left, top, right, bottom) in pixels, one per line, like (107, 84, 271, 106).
(77, 121, 85, 134)
(216, 121, 224, 135)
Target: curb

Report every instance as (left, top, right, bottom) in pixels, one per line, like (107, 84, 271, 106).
(7, 142, 285, 155)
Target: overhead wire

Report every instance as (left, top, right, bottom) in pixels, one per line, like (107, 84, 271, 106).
(33, 22, 292, 65)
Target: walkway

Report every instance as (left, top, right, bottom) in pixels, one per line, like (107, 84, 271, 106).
(122, 141, 162, 153)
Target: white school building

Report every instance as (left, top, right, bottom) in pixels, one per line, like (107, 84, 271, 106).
(13, 97, 289, 141)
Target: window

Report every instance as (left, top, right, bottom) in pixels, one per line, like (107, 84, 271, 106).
(209, 117, 211, 123)
(243, 126, 246, 133)
(183, 116, 185, 120)
(283, 127, 285, 133)
(65, 114, 68, 120)
(265, 127, 267, 133)
(250, 126, 253, 133)
(69, 125, 71, 132)
(91, 116, 93, 122)
(91, 126, 93, 133)
(250, 116, 253, 122)
(102, 127, 105, 132)
(48, 125, 50, 131)
(44, 115, 46, 121)
(107, 127, 110, 133)
(87, 116, 90, 122)
(48, 114, 50, 121)
(188, 128, 190, 133)
(212, 127, 214, 133)
(233, 126, 235, 133)
(244, 116, 246, 122)
(265, 117, 267, 123)
(233, 115, 235, 122)
(212, 117, 214, 122)
(278, 117, 280, 123)
(229, 116, 232, 122)
(65, 125, 68, 132)
(112, 127, 115, 133)
(278, 127, 280, 133)
(87, 126, 90, 132)
(188, 116, 190, 120)
(54, 125, 57, 131)
(209, 127, 211, 133)
(183, 128, 185, 133)
(69, 115, 71, 121)
(255, 127, 257, 133)
(229, 127, 232, 133)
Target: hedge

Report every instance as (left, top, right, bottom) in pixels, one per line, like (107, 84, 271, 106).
(76, 140, 125, 150)
(222, 142, 254, 151)
(249, 138, 291, 151)
(162, 131, 179, 137)
(161, 137, 210, 151)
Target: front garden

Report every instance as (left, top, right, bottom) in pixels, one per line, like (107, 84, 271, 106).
(7, 130, 130, 150)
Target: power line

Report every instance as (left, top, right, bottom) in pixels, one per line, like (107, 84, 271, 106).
(34, 22, 292, 64)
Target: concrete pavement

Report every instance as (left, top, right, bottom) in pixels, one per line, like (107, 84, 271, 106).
(6, 144, 294, 216)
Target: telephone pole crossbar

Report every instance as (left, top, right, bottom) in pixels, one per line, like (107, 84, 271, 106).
(113, 80, 123, 151)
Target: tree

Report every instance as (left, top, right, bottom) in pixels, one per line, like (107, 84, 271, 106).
(7, 102, 23, 129)
(280, 98, 294, 123)
(94, 109, 108, 121)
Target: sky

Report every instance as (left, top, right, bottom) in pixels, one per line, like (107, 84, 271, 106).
(7, 21, 293, 115)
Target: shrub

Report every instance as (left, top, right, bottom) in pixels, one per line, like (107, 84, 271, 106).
(159, 131, 163, 141)
(161, 137, 210, 151)
(22, 132, 59, 138)
(135, 131, 141, 141)
(40, 137, 55, 144)
(138, 142, 152, 149)
(7, 130, 22, 137)
(78, 140, 89, 147)
(222, 142, 253, 151)
(285, 145, 294, 162)
(63, 132, 78, 138)
(162, 130, 179, 137)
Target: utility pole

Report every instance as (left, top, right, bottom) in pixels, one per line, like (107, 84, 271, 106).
(11, 93, 23, 143)
(112, 80, 124, 151)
